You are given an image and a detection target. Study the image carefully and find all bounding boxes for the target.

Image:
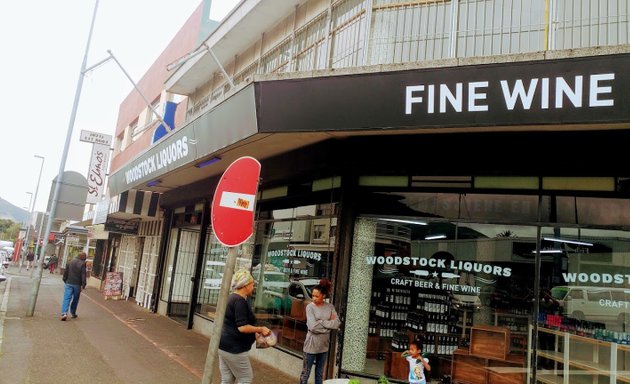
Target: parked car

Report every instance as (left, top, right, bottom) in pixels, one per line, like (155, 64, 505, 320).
(254, 271, 291, 314)
(256, 276, 320, 317)
(288, 278, 320, 301)
(286, 278, 321, 319)
(551, 285, 630, 325)
(261, 271, 291, 291)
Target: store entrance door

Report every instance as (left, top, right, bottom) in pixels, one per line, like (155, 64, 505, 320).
(166, 229, 199, 324)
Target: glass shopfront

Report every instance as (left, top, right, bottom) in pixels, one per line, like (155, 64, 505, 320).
(193, 202, 338, 355)
(342, 192, 630, 384)
(194, 232, 254, 319)
(249, 203, 337, 353)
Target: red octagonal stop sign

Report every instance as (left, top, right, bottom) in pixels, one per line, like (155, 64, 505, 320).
(211, 156, 261, 247)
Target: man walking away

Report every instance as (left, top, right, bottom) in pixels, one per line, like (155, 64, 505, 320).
(61, 252, 87, 321)
(26, 250, 35, 271)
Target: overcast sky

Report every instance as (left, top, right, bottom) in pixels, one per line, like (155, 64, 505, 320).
(0, 0, 239, 214)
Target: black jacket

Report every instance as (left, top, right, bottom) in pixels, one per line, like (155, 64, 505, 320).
(63, 257, 87, 289)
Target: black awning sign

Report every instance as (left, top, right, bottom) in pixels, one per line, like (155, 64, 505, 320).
(257, 54, 630, 133)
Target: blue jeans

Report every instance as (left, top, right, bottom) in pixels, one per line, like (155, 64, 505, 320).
(61, 284, 82, 315)
(300, 351, 328, 384)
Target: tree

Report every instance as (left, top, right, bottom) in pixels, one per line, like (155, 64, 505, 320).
(0, 219, 21, 241)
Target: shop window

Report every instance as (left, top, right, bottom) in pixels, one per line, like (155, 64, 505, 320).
(342, 217, 536, 382)
(348, 191, 630, 383)
(535, 226, 630, 384)
(195, 230, 253, 319)
(248, 203, 337, 354)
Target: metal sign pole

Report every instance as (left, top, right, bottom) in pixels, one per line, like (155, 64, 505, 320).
(26, 0, 100, 317)
(201, 246, 238, 384)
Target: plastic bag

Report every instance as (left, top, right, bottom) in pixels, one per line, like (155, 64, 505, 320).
(255, 331, 277, 348)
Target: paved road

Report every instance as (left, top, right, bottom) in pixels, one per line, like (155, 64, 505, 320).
(0, 267, 297, 384)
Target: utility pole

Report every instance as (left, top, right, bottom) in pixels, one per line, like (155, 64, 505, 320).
(27, 0, 100, 317)
(18, 192, 33, 273)
(29, 155, 45, 278)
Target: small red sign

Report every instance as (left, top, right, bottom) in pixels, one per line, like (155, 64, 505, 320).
(211, 157, 261, 247)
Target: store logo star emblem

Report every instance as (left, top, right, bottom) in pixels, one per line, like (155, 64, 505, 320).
(432, 271, 439, 278)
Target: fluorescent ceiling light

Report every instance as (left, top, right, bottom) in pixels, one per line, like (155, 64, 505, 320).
(425, 234, 447, 240)
(379, 218, 427, 225)
(146, 179, 161, 187)
(543, 237, 593, 247)
(195, 157, 221, 168)
(531, 249, 564, 254)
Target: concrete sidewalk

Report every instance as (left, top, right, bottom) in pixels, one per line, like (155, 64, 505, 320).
(0, 267, 297, 384)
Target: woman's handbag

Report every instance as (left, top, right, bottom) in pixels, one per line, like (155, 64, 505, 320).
(255, 331, 277, 348)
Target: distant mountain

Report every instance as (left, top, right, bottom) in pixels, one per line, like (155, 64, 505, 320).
(0, 197, 29, 223)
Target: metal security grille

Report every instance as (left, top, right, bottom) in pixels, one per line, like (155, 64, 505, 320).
(259, 38, 292, 74)
(552, 0, 630, 49)
(234, 61, 258, 85)
(194, 0, 630, 117)
(456, 0, 547, 56)
(169, 229, 199, 312)
(135, 236, 160, 309)
(118, 236, 137, 299)
(370, 0, 452, 64)
(330, 0, 369, 68)
(294, 13, 328, 71)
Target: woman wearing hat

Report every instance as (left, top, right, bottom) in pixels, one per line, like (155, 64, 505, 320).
(219, 269, 271, 384)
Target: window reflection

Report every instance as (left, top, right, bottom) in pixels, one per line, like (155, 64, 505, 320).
(344, 218, 535, 383)
(346, 191, 630, 383)
(251, 203, 337, 353)
(195, 233, 252, 318)
(536, 227, 630, 384)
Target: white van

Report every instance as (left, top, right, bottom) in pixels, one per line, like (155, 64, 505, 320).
(551, 285, 630, 325)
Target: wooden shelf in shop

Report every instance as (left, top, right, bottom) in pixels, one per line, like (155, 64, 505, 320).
(538, 326, 630, 350)
(452, 338, 525, 384)
(451, 350, 487, 384)
(366, 335, 380, 359)
(280, 316, 306, 350)
(535, 373, 564, 384)
(494, 310, 531, 319)
(486, 365, 527, 384)
(536, 350, 563, 363)
(470, 325, 511, 361)
(384, 351, 408, 381)
(533, 326, 630, 384)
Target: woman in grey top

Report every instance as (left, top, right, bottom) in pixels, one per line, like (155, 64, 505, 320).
(299, 279, 340, 384)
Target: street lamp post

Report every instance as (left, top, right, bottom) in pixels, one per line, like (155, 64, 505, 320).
(26, 0, 100, 317)
(34, 212, 48, 261)
(18, 192, 34, 272)
(28, 155, 45, 278)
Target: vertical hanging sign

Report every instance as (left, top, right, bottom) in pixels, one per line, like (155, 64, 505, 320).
(80, 130, 112, 204)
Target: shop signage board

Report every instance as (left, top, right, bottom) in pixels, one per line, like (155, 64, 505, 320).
(103, 272, 123, 298)
(256, 53, 630, 132)
(211, 157, 261, 247)
(79, 130, 113, 146)
(104, 217, 139, 235)
(86, 143, 110, 204)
